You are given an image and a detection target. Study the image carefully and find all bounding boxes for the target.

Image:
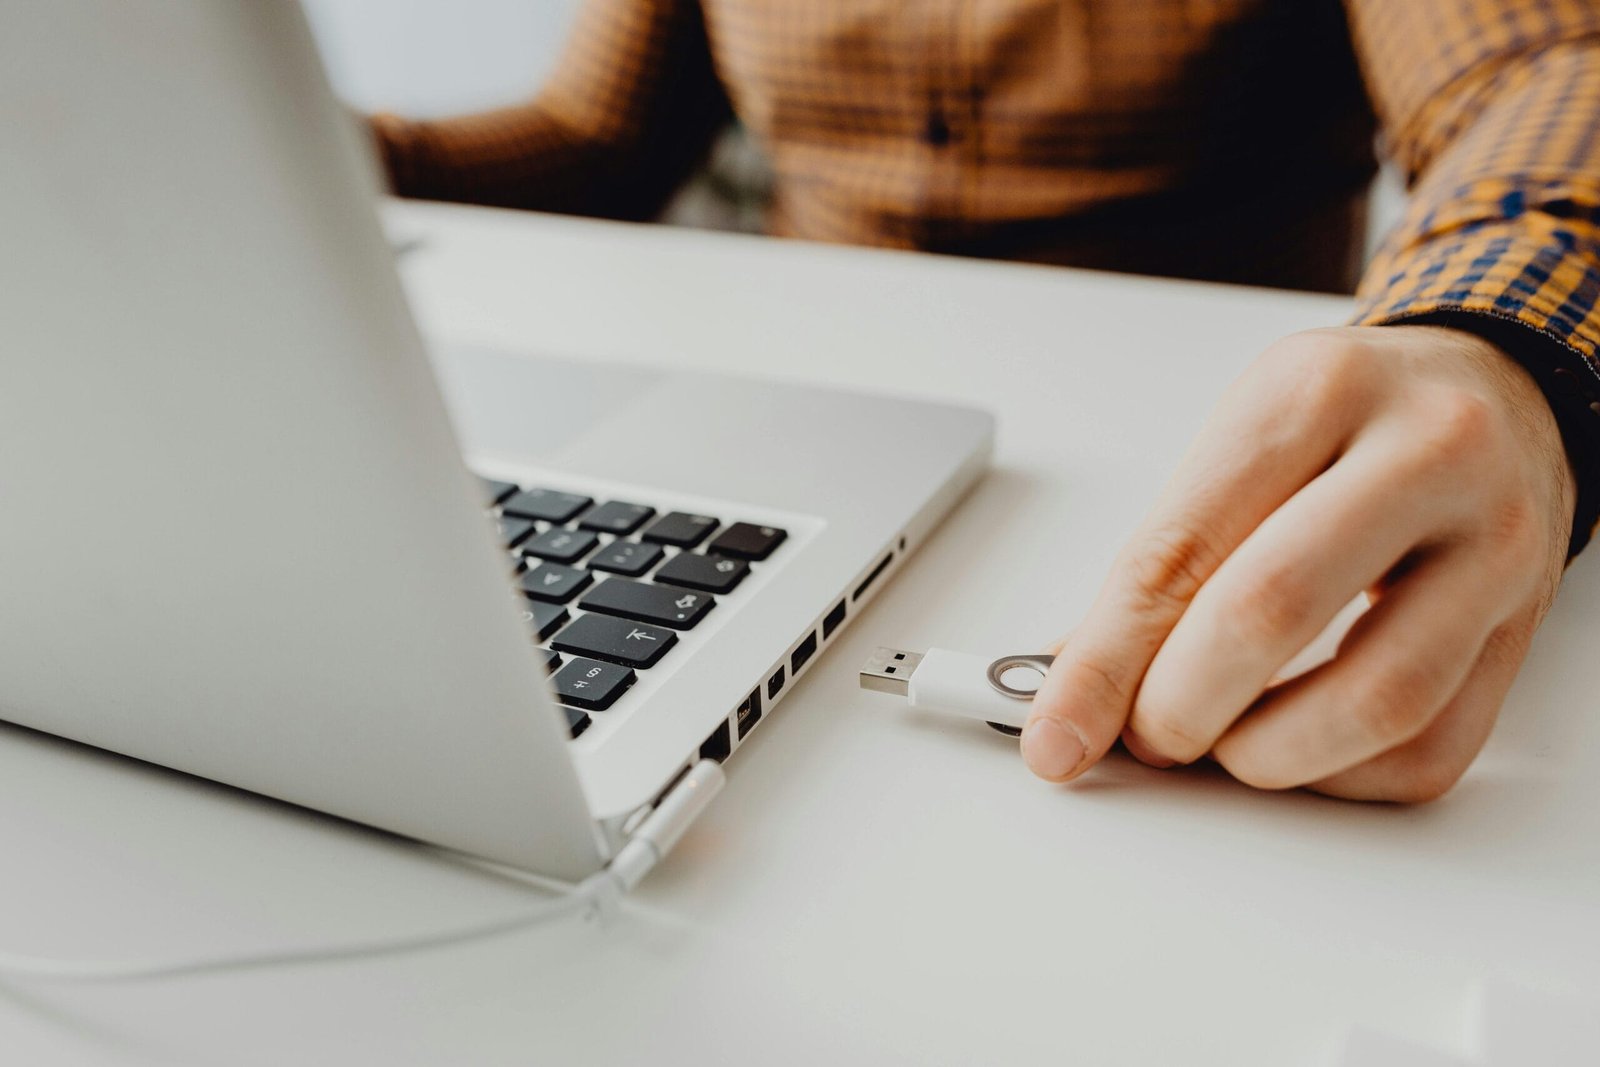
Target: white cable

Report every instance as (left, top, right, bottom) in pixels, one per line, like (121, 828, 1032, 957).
(0, 870, 623, 983)
(0, 760, 726, 984)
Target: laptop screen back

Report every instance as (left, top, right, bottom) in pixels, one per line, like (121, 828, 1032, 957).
(0, 2, 603, 877)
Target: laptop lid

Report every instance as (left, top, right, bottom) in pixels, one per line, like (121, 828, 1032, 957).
(0, 2, 605, 879)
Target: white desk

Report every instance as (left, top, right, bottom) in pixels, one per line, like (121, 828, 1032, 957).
(2, 202, 1597, 1065)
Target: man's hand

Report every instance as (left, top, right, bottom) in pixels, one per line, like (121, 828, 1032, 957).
(1023, 325, 1577, 801)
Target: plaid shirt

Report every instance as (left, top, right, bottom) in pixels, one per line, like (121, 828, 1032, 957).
(374, 0, 1600, 552)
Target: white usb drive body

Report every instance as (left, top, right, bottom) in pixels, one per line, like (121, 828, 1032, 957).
(859, 647, 1053, 732)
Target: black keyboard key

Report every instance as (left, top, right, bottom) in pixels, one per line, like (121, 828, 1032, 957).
(503, 488, 593, 524)
(655, 552, 749, 594)
(540, 648, 563, 673)
(708, 522, 787, 560)
(564, 706, 591, 738)
(552, 657, 636, 711)
(587, 540, 664, 577)
(497, 515, 537, 549)
(641, 512, 719, 548)
(519, 562, 593, 604)
(518, 527, 599, 565)
(517, 601, 569, 641)
(552, 614, 678, 669)
(578, 501, 655, 535)
(480, 478, 518, 506)
(579, 578, 715, 630)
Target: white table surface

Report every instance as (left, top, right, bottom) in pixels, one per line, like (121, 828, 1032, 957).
(2, 201, 1596, 1066)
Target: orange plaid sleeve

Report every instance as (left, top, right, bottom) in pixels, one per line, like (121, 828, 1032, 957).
(1345, 0, 1600, 554)
(370, 0, 726, 220)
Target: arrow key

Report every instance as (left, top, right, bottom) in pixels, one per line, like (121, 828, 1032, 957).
(552, 613, 677, 668)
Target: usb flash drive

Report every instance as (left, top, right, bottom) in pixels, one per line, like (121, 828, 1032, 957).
(859, 647, 1055, 734)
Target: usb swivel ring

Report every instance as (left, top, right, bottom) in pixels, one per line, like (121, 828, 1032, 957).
(985, 654, 1055, 699)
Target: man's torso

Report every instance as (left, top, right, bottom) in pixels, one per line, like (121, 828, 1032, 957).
(701, 0, 1376, 290)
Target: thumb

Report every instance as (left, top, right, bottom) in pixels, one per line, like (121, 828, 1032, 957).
(1022, 629, 1141, 782)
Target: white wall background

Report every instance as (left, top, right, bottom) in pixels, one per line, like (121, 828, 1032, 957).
(303, 0, 581, 116)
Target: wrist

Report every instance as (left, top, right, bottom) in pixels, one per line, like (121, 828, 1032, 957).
(1375, 313, 1598, 560)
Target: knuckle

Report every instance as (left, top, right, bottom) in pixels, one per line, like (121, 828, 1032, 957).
(1408, 389, 1498, 470)
(1353, 663, 1442, 744)
(1123, 523, 1225, 613)
(1482, 616, 1537, 669)
(1480, 495, 1542, 562)
(1065, 646, 1132, 709)
(1224, 566, 1318, 646)
(1128, 703, 1208, 763)
(1262, 334, 1371, 416)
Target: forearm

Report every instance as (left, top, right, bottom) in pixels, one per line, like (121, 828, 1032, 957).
(1346, 5, 1600, 553)
(368, 0, 728, 222)
(370, 105, 656, 218)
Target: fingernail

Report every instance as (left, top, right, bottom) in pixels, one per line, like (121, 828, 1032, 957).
(1021, 717, 1088, 781)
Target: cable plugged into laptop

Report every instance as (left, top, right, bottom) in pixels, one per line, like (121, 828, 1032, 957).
(608, 759, 725, 891)
(0, 761, 724, 983)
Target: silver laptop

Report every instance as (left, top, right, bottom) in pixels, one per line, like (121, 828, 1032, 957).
(0, 3, 991, 883)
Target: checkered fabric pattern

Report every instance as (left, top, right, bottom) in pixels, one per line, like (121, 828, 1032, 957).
(372, 0, 1600, 551)
(1347, 2, 1600, 349)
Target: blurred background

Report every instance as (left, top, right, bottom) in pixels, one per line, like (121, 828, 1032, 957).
(305, 0, 769, 233)
(304, 0, 1403, 263)
(305, 0, 577, 117)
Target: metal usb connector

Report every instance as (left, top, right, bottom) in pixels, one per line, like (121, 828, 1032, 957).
(859, 647, 924, 696)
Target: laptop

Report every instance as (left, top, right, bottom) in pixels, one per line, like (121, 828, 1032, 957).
(0, 3, 992, 883)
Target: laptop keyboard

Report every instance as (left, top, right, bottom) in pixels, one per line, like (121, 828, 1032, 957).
(479, 476, 789, 740)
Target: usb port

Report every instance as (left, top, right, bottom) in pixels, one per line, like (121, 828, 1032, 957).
(736, 688, 763, 739)
(699, 720, 732, 762)
(768, 666, 785, 700)
(791, 631, 818, 675)
(822, 599, 847, 640)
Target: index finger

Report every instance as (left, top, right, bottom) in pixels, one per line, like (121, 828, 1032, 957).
(1022, 342, 1370, 781)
